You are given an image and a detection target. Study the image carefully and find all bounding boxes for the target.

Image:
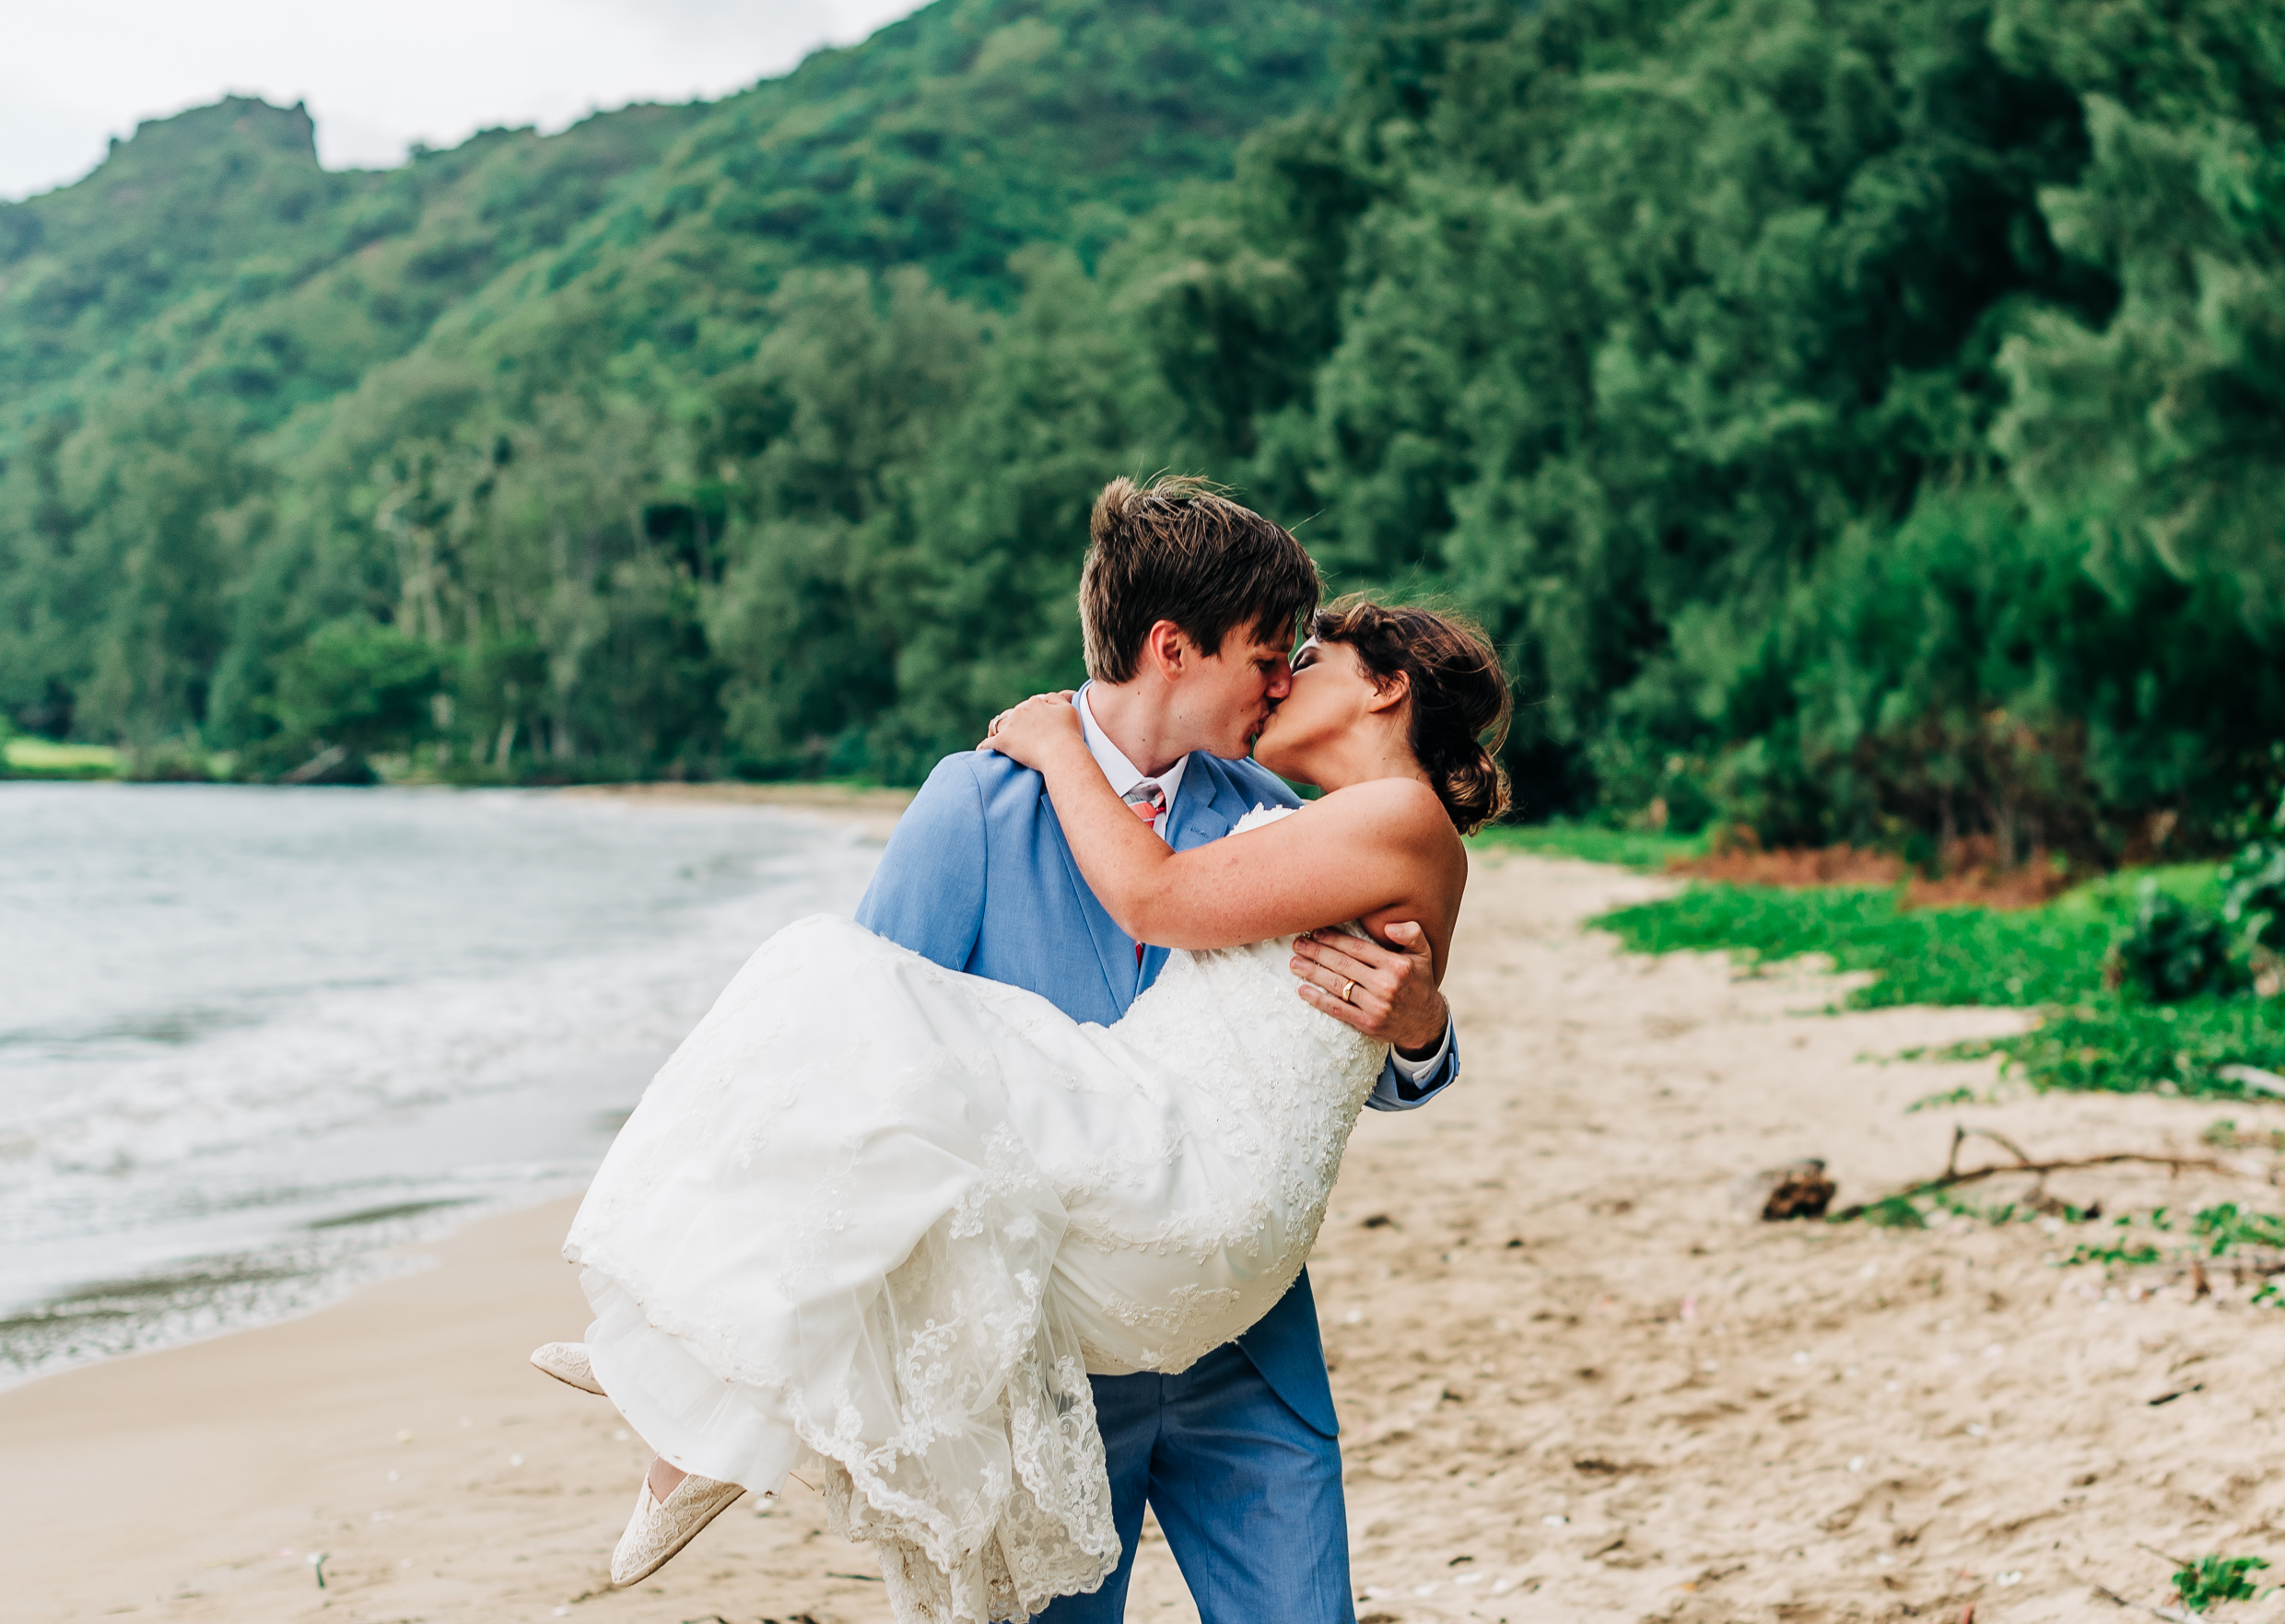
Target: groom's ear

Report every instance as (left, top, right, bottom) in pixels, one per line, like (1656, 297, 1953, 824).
(1139, 619, 1198, 678)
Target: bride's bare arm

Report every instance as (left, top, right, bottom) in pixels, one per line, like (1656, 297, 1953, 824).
(982, 693, 1458, 966)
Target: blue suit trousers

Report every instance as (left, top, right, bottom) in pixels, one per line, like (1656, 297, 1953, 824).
(1037, 1347, 1352, 1624)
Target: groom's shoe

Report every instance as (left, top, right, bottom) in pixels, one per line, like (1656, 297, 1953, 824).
(610, 1470, 750, 1586)
(530, 1341, 606, 1396)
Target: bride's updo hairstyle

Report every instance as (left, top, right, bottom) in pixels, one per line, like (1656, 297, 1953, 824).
(1310, 597, 1512, 835)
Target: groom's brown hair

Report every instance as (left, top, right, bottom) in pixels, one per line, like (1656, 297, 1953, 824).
(1080, 475, 1321, 683)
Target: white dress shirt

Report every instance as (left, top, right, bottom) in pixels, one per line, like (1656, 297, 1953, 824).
(1075, 684, 1188, 833)
(1072, 685, 1450, 1079)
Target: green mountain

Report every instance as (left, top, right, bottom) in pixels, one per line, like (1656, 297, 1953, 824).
(0, 2, 1338, 444)
(0, 0, 1349, 766)
(0, 99, 705, 442)
(3, 0, 2278, 864)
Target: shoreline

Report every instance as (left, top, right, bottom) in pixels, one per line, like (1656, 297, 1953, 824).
(559, 781, 916, 844)
(0, 1179, 590, 1399)
(0, 1196, 908, 1623)
(2, 776, 918, 843)
(2, 783, 900, 1408)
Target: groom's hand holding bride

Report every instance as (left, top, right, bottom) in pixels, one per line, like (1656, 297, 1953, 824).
(1291, 924, 1447, 1057)
(980, 690, 1450, 1058)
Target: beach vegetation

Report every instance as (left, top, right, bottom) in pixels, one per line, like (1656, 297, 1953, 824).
(2061, 1202, 2285, 1269)
(2, 733, 120, 779)
(2223, 837, 2285, 957)
(2173, 1555, 2271, 1611)
(2109, 883, 2244, 1002)
(1596, 807, 2285, 1098)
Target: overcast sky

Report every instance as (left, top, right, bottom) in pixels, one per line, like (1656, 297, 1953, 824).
(1, 0, 929, 201)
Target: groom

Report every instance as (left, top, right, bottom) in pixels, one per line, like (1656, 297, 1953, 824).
(855, 475, 1460, 1623)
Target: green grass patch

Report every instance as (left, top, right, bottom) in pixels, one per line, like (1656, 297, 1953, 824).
(1473, 820, 1709, 871)
(4, 737, 121, 779)
(1595, 883, 2115, 1008)
(2174, 1554, 2272, 1610)
(1951, 1000, 2285, 1095)
(2063, 1201, 2285, 1275)
(1593, 864, 2285, 1097)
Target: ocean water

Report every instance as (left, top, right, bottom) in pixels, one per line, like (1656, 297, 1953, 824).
(0, 783, 882, 1388)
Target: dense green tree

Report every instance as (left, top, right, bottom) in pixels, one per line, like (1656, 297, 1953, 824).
(702, 267, 983, 774)
(52, 397, 261, 758)
(875, 247, 1188, 774)
(1247, 0, 2109, 803)
(1992, 0, 2285, 636)
(265, 616, 444, 777)
(1110, 0, 2279, 850)
(1664, 489, 2279, 855)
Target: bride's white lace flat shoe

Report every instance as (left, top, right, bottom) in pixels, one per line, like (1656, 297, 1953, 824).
(530, 1340, 605, 1396)
(609, 1469, 749, 1586)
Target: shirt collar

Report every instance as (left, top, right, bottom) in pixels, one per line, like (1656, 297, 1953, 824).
(1074, 683, 1188, 815)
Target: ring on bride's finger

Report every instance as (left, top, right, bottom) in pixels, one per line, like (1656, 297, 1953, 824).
(1342, 977, 1358, 1003)
(989, 714, 1004, 735)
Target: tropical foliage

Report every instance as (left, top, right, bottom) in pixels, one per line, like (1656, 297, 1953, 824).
(1595, 835, 2285, 1099)
(1, 0, 2279, 863)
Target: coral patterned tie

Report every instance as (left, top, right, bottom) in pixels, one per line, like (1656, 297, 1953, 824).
(1122, 779, 1166, 964)
(1122, 778, 1167, 834)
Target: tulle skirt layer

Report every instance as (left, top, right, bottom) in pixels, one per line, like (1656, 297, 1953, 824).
(565, 917, 1119, 1624)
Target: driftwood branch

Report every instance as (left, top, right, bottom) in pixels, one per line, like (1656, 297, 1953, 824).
(1833, 1127, 2255, 1221)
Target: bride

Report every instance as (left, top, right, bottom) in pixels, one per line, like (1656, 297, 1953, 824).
(551, 597, 1509, 1624)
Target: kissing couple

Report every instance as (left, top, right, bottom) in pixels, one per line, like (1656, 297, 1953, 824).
(536, 475, 1510, 1623)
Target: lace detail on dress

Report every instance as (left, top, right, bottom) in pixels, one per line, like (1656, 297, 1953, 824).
(565, 801, 1388, 1623)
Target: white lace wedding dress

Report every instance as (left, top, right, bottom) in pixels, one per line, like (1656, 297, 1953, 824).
(563, 806, 1387, 1624)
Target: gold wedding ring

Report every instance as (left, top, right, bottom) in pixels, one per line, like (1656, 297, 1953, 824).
(1342, 977, 1358, 1003)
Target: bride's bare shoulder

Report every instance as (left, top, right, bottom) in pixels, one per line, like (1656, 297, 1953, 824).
(1314, 777, 1457, 838)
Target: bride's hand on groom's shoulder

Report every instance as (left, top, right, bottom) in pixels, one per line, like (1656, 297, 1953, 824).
(978, 690, 1084, 769)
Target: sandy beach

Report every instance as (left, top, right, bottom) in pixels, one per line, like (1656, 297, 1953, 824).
(11, 834, 2285, 1623)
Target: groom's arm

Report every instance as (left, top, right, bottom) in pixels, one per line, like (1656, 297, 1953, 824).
(1373, 1024, 1459, 1112)
(854, 754, 989, 972)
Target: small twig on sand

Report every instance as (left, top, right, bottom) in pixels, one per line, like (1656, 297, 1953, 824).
(1948, 1125, 2040, 1175)
(2137, 1540, 2196, 1569)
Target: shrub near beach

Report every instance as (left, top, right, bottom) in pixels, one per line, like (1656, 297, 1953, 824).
(1593, 808, 2285, 1104)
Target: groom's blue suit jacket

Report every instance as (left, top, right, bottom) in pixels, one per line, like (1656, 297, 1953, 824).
(855, 747, 1459, 1437)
